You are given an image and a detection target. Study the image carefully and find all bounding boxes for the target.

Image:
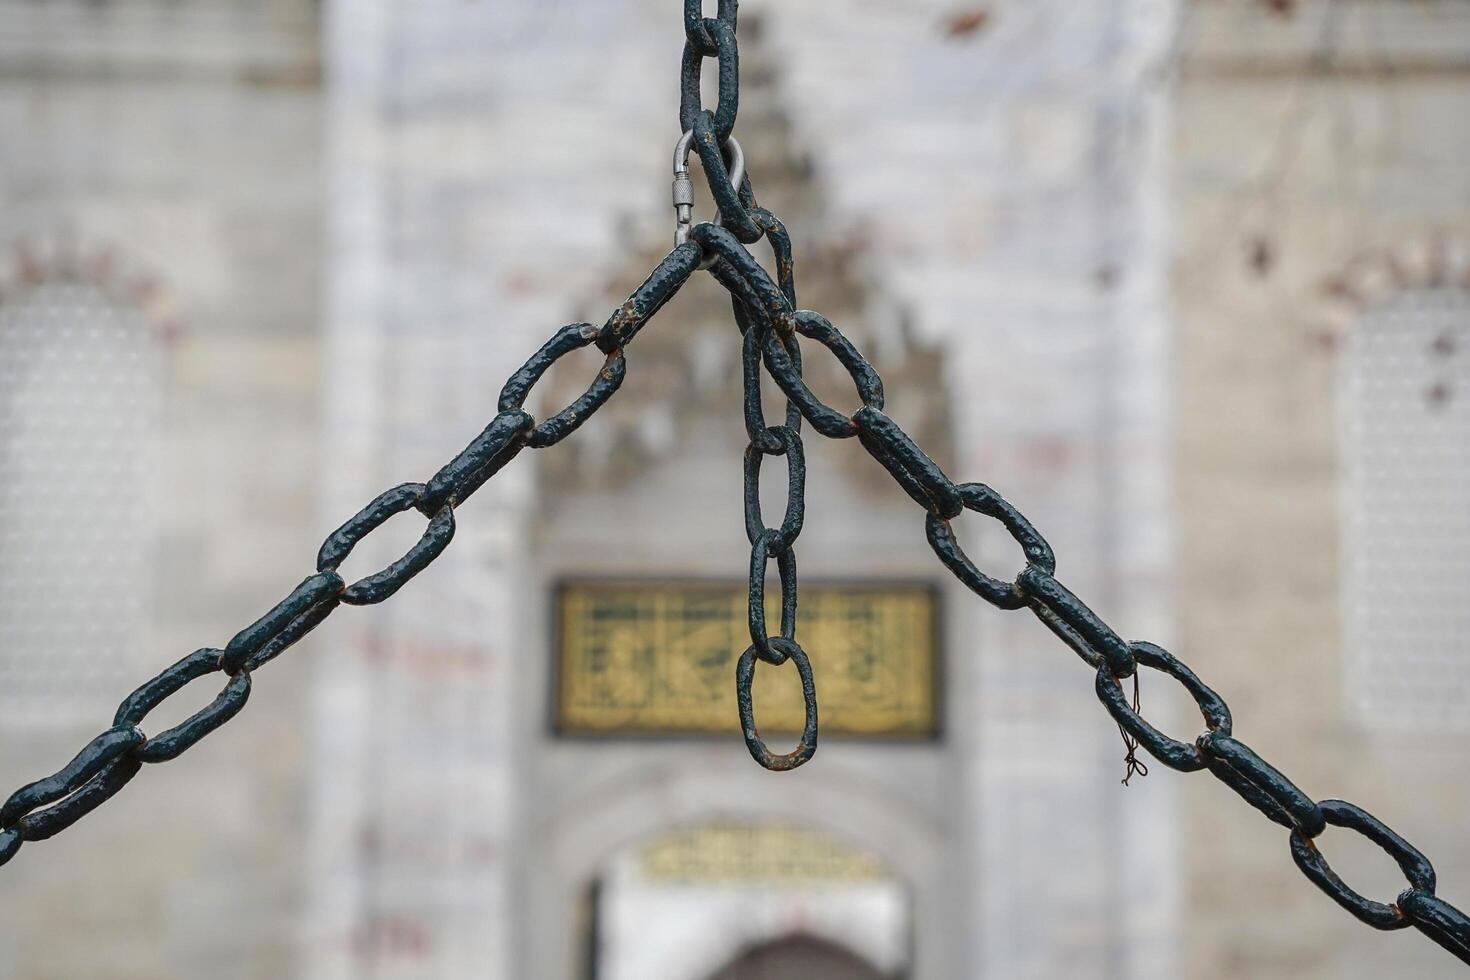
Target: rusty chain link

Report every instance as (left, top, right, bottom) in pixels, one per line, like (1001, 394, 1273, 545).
(1, 0, 1466, 968)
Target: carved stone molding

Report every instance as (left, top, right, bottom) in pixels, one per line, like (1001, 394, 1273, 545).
(0, 230, 186, 345)
(1319, 230, 1470, 338)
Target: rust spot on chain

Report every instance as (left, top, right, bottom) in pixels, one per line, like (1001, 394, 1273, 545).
(609, 299, 641, 341)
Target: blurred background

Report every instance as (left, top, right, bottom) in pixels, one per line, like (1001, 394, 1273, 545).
(0, 0, 1467, 977)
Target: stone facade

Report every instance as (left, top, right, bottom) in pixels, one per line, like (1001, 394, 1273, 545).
(307, 1, 1174, 977)
(2, 1, 1462, 978)
(0, 2, 323, 978)
(1172, 3, 1470, 978)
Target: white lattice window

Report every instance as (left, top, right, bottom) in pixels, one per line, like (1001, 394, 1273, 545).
(1341, 288, 1470, 729)
(0, 279, 164, 728)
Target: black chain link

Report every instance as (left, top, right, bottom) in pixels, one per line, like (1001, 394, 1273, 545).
(1, 0, 1465, 968)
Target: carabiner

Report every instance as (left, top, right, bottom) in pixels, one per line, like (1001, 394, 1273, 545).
(673, 129, 745, 257)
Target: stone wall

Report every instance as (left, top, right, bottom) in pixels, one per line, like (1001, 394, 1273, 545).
(0, 2, 323, 979)
(0, 1, 1187, 976)
(1172, 2, 1470, 977)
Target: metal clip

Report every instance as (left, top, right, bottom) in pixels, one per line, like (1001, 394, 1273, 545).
(673, 129, 744, 257)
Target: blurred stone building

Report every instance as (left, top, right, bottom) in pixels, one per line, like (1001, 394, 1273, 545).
(0, 1, 1464, 979)
(1174, 3, 1470, 977)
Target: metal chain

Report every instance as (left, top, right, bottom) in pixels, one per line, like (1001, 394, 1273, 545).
(0, 0, 1465, 968)
(693, 214, 1470, 966)
(0, 242, 698, 870)
(731, 211, 816, 772)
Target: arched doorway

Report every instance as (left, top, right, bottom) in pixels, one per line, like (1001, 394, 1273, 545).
(704, 935, 890, 980)
(590, 821, 912, 980)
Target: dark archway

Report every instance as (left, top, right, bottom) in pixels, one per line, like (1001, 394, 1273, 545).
(703, 935, 891, 980)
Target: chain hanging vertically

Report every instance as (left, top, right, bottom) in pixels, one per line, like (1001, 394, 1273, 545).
(675, 0, 818, 770)
(0, 0, 1467, 969)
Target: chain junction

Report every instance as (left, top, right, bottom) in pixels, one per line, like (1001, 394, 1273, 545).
(2, 0, 1467, 967)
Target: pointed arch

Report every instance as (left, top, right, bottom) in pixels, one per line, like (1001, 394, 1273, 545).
(703, 934, 891, 980)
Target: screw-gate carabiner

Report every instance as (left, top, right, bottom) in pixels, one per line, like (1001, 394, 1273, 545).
(673, 129, 744, 260)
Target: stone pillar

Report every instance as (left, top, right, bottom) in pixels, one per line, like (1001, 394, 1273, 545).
(312, 1, 681, 976)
